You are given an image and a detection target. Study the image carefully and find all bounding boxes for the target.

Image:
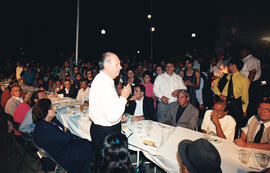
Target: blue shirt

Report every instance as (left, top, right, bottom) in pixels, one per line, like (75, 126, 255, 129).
(19, 108, 35, 133)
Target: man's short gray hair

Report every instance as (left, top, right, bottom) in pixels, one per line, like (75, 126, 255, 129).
(99, 52, 113, 70)
(177, 89, 189, 98)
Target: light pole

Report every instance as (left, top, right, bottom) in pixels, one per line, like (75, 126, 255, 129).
(75, 0, 80, 65)
(148, 0, 153, 60)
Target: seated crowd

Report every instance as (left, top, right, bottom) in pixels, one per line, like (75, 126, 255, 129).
(0, 45, 270, 172)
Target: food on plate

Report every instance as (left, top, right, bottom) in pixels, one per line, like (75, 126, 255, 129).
(144, 140, 155, 146)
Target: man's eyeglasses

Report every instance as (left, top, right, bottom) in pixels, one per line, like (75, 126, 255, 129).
(212, 108, 224, 113)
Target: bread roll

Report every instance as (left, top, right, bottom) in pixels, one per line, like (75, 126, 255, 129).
(144, 140, 155, 146)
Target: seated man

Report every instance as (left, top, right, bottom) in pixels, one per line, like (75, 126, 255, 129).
(166, 89, 199, 130)
(5, 85, 24, 132)
(178, 138, 222, 173)
(57, 79, 77, 99)
(5, 86, 23, 116)
(201, 102, 236, 141)
(1, 80, 19, 109)
(125, 84, 155, 121)
(76, 79, 90, 103)
(234, 99, 270, 150)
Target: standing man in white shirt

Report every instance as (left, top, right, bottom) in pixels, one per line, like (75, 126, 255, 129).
(240, 46, 261, 121)
(154, 62, 187, 123)
(89, 52, 131, 155)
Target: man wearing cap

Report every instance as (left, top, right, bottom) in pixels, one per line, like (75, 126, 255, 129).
(234, 99, 270, 150)
(178, 138, 222, 173)
(154, 62, 186, 123)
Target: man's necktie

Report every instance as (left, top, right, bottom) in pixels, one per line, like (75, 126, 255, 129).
(227, 74, 233, 100)
(253, 123, 265, 143)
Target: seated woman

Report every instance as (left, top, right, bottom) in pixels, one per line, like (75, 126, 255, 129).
(32, 98, 94, 173)
(101, 133, 134, 173)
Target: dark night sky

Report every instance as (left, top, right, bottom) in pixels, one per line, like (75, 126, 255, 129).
(1, 0, 269, 62)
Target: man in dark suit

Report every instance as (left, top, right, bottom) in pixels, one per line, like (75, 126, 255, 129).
(165, 89, 199, 130)
(125, 84, 155, 121)
(57, 79, 77, 99)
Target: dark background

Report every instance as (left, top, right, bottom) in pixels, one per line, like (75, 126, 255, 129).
(0, 0, 270, 63)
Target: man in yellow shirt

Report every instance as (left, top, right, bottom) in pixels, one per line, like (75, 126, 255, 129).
(212, 59, 249, 138)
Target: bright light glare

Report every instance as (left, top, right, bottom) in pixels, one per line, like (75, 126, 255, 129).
(151, 27, 155, 32)
(191, 33, 196, 38)
(147, 14, 152, 19)
(101, 29, 106, 35)
(261, 36, 270, 42)
(137, 50, 140, 54)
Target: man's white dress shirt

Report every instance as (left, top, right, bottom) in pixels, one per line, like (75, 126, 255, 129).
(240, 54, 261, 81)
(242, 115, 270, 142)
(201, 110, 236, 141)
(89, 71, 127, 126)
(76, 87, 90, 102)
(134, 97, 144, 116)
(153, 72, 186, 104)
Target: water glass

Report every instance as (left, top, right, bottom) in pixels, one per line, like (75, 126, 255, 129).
(147, 121, 152, 136)
(238, 149, 251, 164)
(255, 153, 270, 168)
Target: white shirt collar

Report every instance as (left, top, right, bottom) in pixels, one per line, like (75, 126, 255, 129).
(100, 71, 114, 86)
(165, 72, 175, 78)
(261, 120, 270, 129)
(243, 54, 253, 61)
(12, 96, 23, 102)
(135, 96, 144, 103)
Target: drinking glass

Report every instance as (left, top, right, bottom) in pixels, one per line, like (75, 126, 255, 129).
(80, 104, 84, 112)
(238, 149, 251, 164)
(255, 153, 269, 168)
(147, 121, 152, 137)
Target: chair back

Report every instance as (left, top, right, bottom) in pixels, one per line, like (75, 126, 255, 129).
(32, 139, 65, 172)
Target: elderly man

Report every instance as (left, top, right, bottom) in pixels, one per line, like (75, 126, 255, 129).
(165, 89, 199, 130)
(89, 52, 131, 154)
(57, 79, 77, 99)
(5, 86, 23, 132)
(19, 90, 47, 134)
(234, 99, 270, 150)
(5, 86, 23, 116)
(125, 84, 155, 121)
(201, 102, 236, 141)
(1, 80, 19, 109)
(154, 62, 186, 123)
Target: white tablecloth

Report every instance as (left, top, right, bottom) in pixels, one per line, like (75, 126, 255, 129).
(52, 96, 92, 141)
(53, 105, 269, 173)
(155, 125, 270, 173)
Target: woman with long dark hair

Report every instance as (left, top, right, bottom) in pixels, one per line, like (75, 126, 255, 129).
(101, 133, 134, 173)
(180, 58, 201, 108)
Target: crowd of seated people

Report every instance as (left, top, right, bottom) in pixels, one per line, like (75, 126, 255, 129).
(1, 44, 270, 172)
